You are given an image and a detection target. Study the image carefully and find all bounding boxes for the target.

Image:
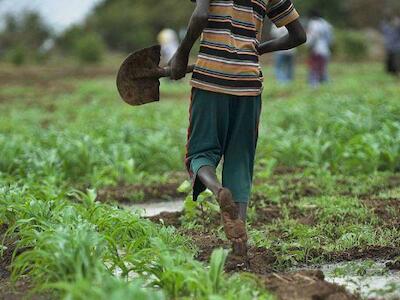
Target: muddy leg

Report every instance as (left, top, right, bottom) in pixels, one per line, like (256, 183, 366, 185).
(197, 166, 223, 196)
(197, 166, 238, 218)
(236, 202, 247, 222)
(232, 202, 248, 257)
(197, 166, 247, 256)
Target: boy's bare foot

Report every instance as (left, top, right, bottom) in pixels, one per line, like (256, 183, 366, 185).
(217, 188, 248, 256)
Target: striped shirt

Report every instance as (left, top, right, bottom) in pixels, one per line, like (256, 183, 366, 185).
(190, 0, 299, 96)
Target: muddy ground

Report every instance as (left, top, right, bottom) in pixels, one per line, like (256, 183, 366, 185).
(2, 171, 399, 299)
(149, 210, 399, 269)
(150, 214, 363, 299)
(97, 179, 186, 204)
(146, 189, 400, 300)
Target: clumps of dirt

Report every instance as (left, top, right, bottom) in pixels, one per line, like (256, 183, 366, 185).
(185, 230, 229, 262)
(279, 178, 321, 202)
(386, 260, 400, 271)
(246, 247, 276, 274)
(362, 198, 400, 227)
(97, 180, 185, 204)
(262, 270, 359, 300)
(185, 228, 359, 299)
(250, 201, 317, 227)
(251, 205, 282, 226)
(290, 207, 317, 226)
(182, 229, 276, 274)
(272, 166, 304, 175)
(328, 246, 400, 263)
(148, 211, 182, 227)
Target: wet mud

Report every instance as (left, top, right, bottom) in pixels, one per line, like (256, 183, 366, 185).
(181, 229, 360, 299)
(262, 270, 359, 300)
(97, 178, 186, 204)
(153, 207, 399, 264)
(148, 211, 183, 227)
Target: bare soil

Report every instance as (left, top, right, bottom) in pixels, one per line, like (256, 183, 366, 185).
(180, 230, 360, 299)
(151, 206, 399, 263)
(0, 226, 50, 300)
(0, 66, 116, 88)
(97, 176, 186, 204)
(363, 198, 400, 228)
(148, 211, 183, 227)
(328, 246, 400, 263)
(261, 270, 359, 300)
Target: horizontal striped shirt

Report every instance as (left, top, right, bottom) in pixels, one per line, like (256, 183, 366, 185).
(190, 0, 299, 96)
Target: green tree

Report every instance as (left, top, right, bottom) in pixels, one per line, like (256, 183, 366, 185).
(73, 32, 106, 64)
(0, 12, 52, 63)
(86, 0, 194, 51)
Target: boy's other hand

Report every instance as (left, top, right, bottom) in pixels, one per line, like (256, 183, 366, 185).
(169, 49, 190, 80)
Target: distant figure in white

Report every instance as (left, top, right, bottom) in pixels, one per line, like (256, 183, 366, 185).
(270, 25, 296, 84)
(157, 29, 179, 66)
(307, 10, 333, 86)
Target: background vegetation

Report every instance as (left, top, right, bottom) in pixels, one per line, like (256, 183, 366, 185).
(1, 0, 399, 65)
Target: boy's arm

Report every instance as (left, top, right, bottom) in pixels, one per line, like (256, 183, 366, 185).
(169, 0, 210, 80)
(257, 19, 307, 55)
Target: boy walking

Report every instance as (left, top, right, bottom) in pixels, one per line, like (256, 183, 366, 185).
(169, 0, 306, 258)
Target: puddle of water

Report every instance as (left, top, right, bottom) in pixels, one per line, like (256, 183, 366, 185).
(321, 261, 400, 300)
(123, 199, 184, 217)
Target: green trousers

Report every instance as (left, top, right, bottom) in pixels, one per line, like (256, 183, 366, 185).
(185, 88, 262, 203)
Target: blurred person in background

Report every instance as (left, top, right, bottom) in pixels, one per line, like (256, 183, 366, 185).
(157, 29, 180, 66)
(270, 25, 296, 84)
(381, 15, 400, 77)
(306, 10, 333, 87)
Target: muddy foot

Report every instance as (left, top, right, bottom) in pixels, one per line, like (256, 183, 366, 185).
(225, 254, 251, 272)
(217, 188, 238, 219)
(218, 188, 248, 257)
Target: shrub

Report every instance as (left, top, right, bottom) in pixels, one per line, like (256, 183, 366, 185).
(73, 33, 106, 64)
(6, 46, 27, 66)
(335, 30, 369, 61)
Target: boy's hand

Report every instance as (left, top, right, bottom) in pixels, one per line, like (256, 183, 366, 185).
(169, 49, 190, 80)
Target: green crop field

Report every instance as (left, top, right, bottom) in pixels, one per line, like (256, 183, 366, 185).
(1, 63, 399, 299)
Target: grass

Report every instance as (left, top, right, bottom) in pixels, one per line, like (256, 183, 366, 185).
(0, 62, 399, 298)
(1, 184, 270, 299)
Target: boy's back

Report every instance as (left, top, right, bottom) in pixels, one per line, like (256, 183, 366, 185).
(191, 0, 299, 96)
